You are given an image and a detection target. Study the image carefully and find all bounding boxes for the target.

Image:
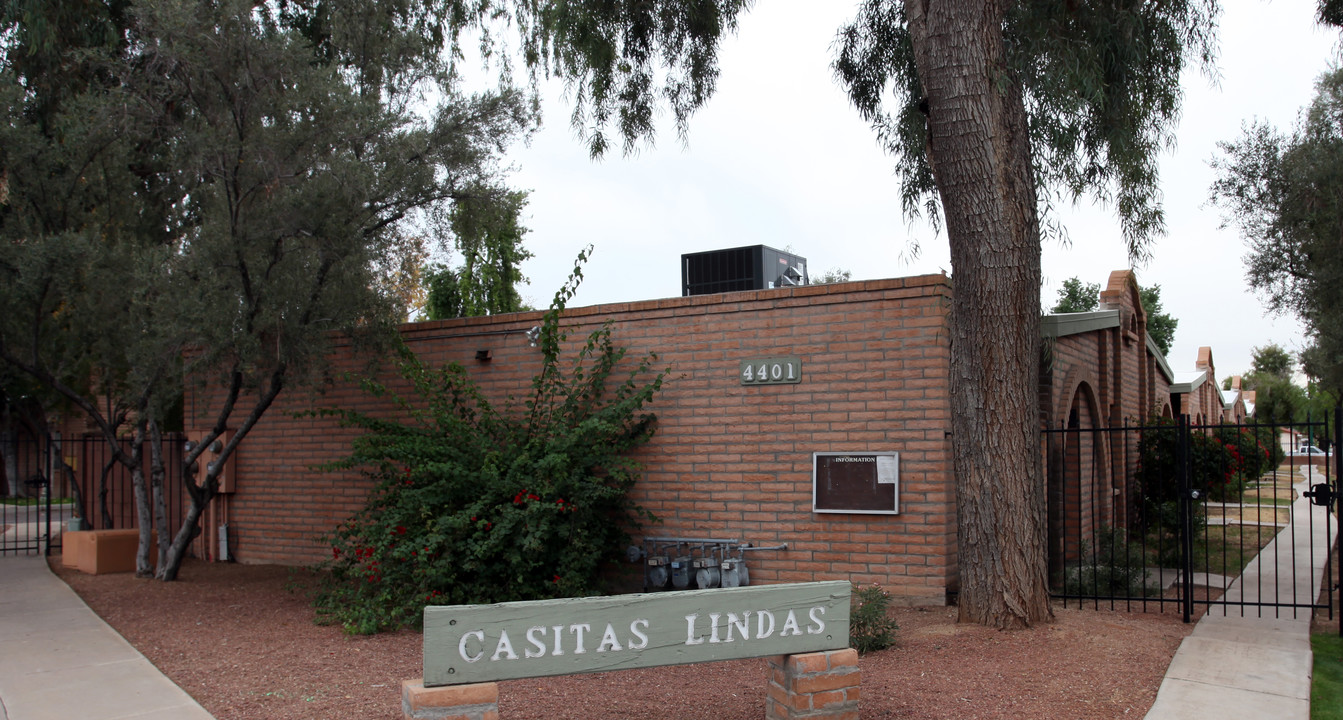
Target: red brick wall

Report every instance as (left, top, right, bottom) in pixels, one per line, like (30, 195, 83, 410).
(187, 275, 957, 604)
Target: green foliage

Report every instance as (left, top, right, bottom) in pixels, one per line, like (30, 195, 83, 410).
(1251, 344, 1296, 379)
(1139, 285, 1178, 357)
(424, 188, 533, 320)
(1312, 632, 1343, 720)
(1301, 343, 1343, 400)
(1250, 375, 1307, 426)
(1051, 277, 1101, 313)
(1062, 526, 1154, 598)
(1212, 68, 1343, 396)
(1, 0, 536, 579)
(315, 252, 668, 633)
(835, 0, 1219, 252)
(514, 0, 753, 157)
(849, 583, 899, 654)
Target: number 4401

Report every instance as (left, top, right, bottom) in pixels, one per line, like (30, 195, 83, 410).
(740, 358, 801, 385)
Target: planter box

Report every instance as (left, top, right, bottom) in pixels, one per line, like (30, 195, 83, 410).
(62, 529, 157, 575)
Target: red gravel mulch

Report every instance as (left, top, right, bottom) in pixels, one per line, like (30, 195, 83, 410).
(51, 558, 1193, 720)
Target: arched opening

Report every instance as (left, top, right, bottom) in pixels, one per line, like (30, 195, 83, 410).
(1048, 382, 1108, 583)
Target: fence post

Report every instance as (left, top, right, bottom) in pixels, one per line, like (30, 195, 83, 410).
(1176, 415, 1194, 623)
(42, 434, 52, 557)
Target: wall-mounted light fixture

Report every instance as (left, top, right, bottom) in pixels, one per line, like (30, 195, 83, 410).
(524, 326, 541, 347)
(474, 349, 492, 362)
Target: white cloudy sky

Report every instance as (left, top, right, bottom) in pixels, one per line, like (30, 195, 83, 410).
(491, 0, 1339, 382)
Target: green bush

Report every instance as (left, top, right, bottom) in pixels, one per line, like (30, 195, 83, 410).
(849, 583, 899, 654)
(1137, 418, 1257, 509)
(313, 254, 668, 633)
(1062, 526, 1155, 598)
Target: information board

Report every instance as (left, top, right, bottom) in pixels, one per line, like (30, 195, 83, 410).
(812, 452, 899, 515)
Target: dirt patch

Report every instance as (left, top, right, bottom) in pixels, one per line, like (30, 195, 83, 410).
(51, 558, 1192, 720)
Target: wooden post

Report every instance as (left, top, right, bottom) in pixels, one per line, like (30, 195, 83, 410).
(766, 649, 861, 719)
(402, 679, 498, 720)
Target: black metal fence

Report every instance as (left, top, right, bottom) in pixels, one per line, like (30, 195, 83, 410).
(1045, 412, 1338, 626)
(1, 432, 188, 556)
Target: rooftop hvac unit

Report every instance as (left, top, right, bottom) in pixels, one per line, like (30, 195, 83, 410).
(681, 245, 808, 296)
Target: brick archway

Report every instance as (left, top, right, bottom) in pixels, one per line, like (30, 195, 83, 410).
(1047, 381, 1108, 580)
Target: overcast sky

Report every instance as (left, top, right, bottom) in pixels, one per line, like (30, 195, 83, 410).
(496, 0, 1340, 383)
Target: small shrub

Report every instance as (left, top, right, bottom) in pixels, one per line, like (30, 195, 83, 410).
(1063, 526, 1155, 598)
(849, 583, 899, 654)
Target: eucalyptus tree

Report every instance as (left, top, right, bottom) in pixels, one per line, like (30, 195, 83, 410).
(1212, 66, 1343, 401)
(425, 187, 533, 319)
(477, 0, 1219, 627)
(0, 0, 534, 579)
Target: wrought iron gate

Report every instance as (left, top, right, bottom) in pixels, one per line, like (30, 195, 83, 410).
(0, 432, 58, 556)
(1044, 411, 1338, 624)
(1, 433, 187, 557)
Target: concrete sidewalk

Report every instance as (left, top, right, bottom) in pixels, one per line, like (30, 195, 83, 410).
(0, 554, 214, 720)
(1145, 466, 1338, 720)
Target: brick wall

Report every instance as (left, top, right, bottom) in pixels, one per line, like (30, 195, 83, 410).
(187, 275, 957, 604)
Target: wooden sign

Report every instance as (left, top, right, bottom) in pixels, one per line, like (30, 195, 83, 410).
(423, 581, 850, 687)
(813, 452, 899, 514)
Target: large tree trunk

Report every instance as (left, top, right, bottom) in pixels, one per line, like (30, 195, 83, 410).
(905, 0, 1052, 628)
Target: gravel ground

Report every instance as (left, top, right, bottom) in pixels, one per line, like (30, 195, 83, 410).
(51, 558, 1195, 720)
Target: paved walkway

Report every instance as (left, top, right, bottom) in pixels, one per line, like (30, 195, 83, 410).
(1145, 465, 1338, 720)
(0, 554, 214, 720)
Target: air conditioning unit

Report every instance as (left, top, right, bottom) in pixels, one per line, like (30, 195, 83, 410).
(681, 245, 808, 296)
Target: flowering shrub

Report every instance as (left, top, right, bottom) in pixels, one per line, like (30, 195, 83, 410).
(313, 255, 667, 633)
(1137, 419, 1281, 511)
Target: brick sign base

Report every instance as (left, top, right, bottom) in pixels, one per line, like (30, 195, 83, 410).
(402, 649, 861, 720)
(767, 649, 861, 719)
(402, 679, 499, 720)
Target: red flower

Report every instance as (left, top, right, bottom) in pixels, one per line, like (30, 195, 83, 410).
(553, 575, 561, 584)
(332, 547, 341, 559)
(394, 525, 407, 535)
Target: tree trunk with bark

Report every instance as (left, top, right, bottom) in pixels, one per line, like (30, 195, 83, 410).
(149, 420, 170, 572)
(905, 0, 1053, 629)
(128, 420, 154, 578)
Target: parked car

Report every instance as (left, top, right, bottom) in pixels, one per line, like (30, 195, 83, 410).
(1293, 444, 1331, 457)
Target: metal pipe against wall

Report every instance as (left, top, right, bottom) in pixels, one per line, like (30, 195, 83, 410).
(642, 536, 740, 545)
